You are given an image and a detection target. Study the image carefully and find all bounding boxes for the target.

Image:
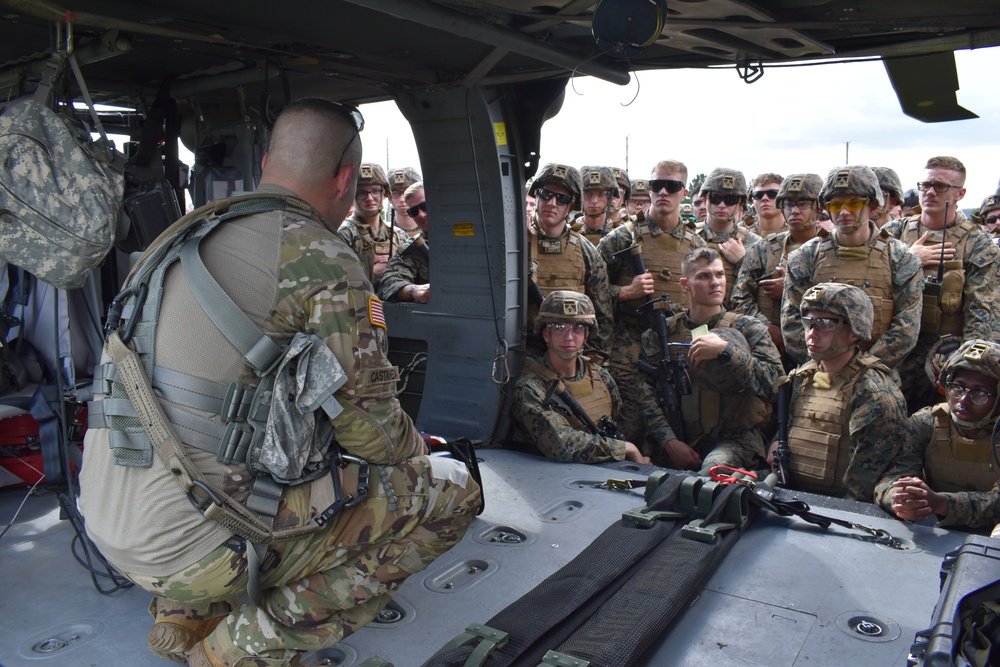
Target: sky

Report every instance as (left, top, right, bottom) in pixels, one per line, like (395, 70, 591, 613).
(358, 45, 1000, 209)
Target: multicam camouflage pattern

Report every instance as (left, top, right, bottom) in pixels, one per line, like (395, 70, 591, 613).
(873, 167, 904, 204)
(534, 289, 597, 334)
(377, 234, 430, 301)
(512, 355, 628, 463)
(801, 282, 875, 340)
(781, 225, 922, 367)
(580, 166, 620, 197)
(787, 352, 910, 502)
(775, 173, 823, 208)
(0, 97, 124, 289)
(127, 457, 480, 664)
(529, 163, 583, 206)
(702, 167, 747, 196)
(819, 165, 884, 207)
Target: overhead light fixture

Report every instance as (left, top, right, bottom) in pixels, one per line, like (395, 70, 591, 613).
(592, 0, 668, 59)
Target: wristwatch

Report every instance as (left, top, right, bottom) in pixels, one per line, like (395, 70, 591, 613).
(717, 343, 732, 364)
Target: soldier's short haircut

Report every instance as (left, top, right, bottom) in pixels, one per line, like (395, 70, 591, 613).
(681, 247, 721, 277)
(651, 160, 689, 183)
(267, 98, 359, 181)
(925, 156, 967, 185)
(403, 180, 424, 202)
(752, 173, 784, 188)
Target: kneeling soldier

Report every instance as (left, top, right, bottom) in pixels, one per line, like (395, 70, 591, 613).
(768, 283, 910, 501)
(513, 291, 649, 464)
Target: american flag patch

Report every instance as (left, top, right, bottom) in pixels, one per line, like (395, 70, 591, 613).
(368, 296, 387, 330)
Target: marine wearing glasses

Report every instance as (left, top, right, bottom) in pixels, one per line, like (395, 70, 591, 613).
(337, 162, 408, 290)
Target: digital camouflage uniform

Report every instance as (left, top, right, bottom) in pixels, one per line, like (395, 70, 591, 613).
(597, 215, 705, 447)
(781, 221, 922, 368)
(79, 185, 480, 666)
(782, 283, 910, 502)
(578, 166, 621, 246)
(337, 212, 407, 291)
(874, 340, 1000, 530)
(378, 232, 430, 301)
(697, 168, 762, 306)
(640, 308, 782, 471)
(882, 210, 1000, 410)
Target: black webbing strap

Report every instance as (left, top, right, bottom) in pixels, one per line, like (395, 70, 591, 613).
(422, 473, 689, 667)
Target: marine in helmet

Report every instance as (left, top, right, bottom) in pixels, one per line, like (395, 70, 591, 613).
(337, 162, 408, 289)
(679, 203, 696, 224)
(627, 178, 650, 216)
(379, 181, 430, 303)
(525, 177, 536, 223)
(611, 166, 631, 223)
(732, 174, 823, 364)
(388, 166, 423, 238)
(597, 159, 706, 449)
(527, 163, 614, 355)
(973, 192, 1000, 238)
(881, 156, 1000, 412)
(872, 166, 904, 227)
(691, 191, 707, 224)
(578, 166, 621, 245)
(697, 167, 763, 305)
(745, 172, 785, 238)
(767, 283, 909, 501)
(780, 165, 922, 370)
(512, 291, 650, 464)
(639, 248, 782, 471)
(876, 340, 1000, 531)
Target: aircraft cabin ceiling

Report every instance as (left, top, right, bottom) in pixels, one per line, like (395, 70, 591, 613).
(1, 0, 999, 113)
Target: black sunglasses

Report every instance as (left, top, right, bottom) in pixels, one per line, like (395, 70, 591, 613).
(406, 201, 427, 217)
(648, 179, 685, 194)
(752, 189, 779, 201)
(707, 193, 742, 206)
(986, 215, 999, 226)
(536, 188, 574, 206)
(333, 102, 365, 170)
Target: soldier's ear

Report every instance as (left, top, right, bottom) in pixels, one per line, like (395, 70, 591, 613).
(332, 163, 356, 199)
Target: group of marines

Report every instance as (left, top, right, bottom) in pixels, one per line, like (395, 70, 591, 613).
(332, 153, 1000, 535)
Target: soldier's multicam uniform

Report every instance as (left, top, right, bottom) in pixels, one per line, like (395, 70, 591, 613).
(378, 233, 430, 301)
(640, 309, 782, 470)
(781, 221, 923, 368)
(597, 215, 705, 445)
(512, 355, 629, 463)
(79, 184, 480, 665)
(337, 212, 407, 291)
(882, 211, 1000, 409)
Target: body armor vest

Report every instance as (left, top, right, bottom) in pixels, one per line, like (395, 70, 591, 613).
(899, 217, 973, 336)
(755, 234, 800, 326)
(525, 360, 614, 432)
(616, 217, 699, 313)
(667, 312, 768, 445)
(813, 228, 894, 348)
(528, 226, 588, 331)
(702, 225, 747, 304)
(786, 353, 885, 494)
(925, 405, 1000, 493)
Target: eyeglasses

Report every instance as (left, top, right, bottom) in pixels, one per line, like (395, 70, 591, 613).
(917, 181, 960, 193)
(332, 102, 365, 171)
(825, 198, 868, 215)
(985, 215, 999, 226)
(547, 322, 587, 335)
(648, 179, 685, 194)
(356, 188, 383, 201)
(801, 316, 843, 332)
(707, 193, 742, 207)
(945, 382, 996, 406)
(782, 200, 815, 211)
(535, 188, 574, 206)
(406, 201, 426, 217)
(752, 189, 779, 201)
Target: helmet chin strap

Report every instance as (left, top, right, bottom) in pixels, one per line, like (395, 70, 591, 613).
(553, 348, 581, 361)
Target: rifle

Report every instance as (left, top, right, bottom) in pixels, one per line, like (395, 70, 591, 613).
(543, 379, 626, 440)
(638, 341, 692, 443)
(400, 235, 430, 265)
(773, 377, 792, 486)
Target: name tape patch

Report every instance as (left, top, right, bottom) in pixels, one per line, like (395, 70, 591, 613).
(366, 367, 401, 385)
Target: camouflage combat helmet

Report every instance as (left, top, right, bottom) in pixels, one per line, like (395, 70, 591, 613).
(686, 326, 751, 393)
(939, 339, 1000, 428)
(358, 163, 390, 191)
(631, 179, 650, 198)
(530, 163, 583, 206)
(973, 193, 1000, 224)
(612, 167, 631, 202)
(776, 173, 823, 208)
(580, 166, 620, 198)
(873, 167, 903, 205)
(801, 282, 874, 341)
(534, 290, 597, 334)
(389, 167, 421, 193)
(702, 168, 747, 197)
(819, 166, 884, 207)
(679, 203, 695, 221)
